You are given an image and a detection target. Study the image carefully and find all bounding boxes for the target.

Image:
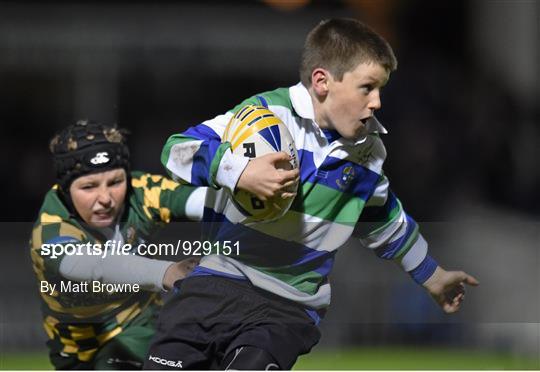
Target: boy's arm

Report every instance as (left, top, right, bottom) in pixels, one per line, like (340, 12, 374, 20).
(33, 225, 192, 292)
(132, 172, 207, 222)
(161, 113, 298, 200)
(161, 114, 248, 191)
(59, 246, 182, 291)
(354, 175, 478, 313)
(422, 266, 478, 313)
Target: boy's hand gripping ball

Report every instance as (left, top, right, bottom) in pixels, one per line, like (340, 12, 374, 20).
(223, 105, 299, 221)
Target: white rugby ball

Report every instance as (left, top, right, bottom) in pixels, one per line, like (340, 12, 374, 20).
(223, 104, 299, 221)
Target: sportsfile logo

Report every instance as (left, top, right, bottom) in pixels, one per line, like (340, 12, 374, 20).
(90, 151, 110, 165)
(148, 355, 183, 368)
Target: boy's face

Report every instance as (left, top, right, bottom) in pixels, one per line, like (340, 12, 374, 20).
(69, 168, 127, 228)
(317, 62, 389, 140)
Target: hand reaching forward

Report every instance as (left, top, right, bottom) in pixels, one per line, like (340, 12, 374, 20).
(236, 152, 299, 201)
(422, 266, 479, 313)
(162, 257, 200, 290)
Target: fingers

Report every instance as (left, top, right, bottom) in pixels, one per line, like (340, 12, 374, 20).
(267, 151, 292, 164)
(426, 268, 477, 314)
(439, 280, 470, 313)
(237, 151, 299, 200)
(181, 257, 200, 265)
(449, 270, 480, 287)
(280, 192, 297, 199)
(186, 257, 200, 266)
(179, 257, 200, 273)
(440, 292, 462, 314)
(443, 302, 460, 314)
(278, 168, 299, 183)
(259, 190, 296, 201)
(442, 304, 456, 313)
(442, 291, 466, 314)
(281, 176, 300, 188)
(462, 273, 480, 286)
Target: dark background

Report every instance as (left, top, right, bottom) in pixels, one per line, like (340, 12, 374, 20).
(1, 0, 538, 222)
(1, 0, 538, 361)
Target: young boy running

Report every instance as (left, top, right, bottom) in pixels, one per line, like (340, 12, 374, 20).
(147, 18, 479, 370)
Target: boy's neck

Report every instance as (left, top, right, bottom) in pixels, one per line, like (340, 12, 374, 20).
(307, 86, 329, 130)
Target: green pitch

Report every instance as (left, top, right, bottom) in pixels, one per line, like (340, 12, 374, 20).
(294, 347, 540, 370)
(1, 347, 539, 370)
(1, 352, 52, 370)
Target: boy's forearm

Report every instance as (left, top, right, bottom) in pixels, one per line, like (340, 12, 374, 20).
(161, 132, 237, 189)
(59, 252, 174, 292)
(214, 150, 250, 192)
(407, 253, 439, 284)
(357, 199, 439, 284)
(160, 112, 248, 189)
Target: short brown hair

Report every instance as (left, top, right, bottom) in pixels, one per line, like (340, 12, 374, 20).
(300, 18, 398, 86)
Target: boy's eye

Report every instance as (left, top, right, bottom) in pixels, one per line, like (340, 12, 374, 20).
(110, 178, 124, 186)
(360, 84, 373, 94)
(81, 184, 96, 190)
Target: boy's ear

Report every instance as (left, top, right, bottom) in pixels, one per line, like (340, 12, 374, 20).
(311, 68, 330, 97)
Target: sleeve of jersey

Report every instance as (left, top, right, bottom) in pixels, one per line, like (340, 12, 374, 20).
(31, 222, 87, 278)
(37, 235, 173, 292)
(35, 235, 79, 278)
(354, 175, 438, 284)
(58, 248, 173, 292)
(160, 113, 249, 192)
(158, 179, 207, 222)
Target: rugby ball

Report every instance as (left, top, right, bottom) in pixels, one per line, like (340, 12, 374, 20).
(223, 105, 299, 221)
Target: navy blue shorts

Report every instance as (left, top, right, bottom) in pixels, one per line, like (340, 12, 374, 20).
(144, 276, 321, 369)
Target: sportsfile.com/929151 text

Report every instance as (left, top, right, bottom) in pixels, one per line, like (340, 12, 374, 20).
(40, 240, 241, 259)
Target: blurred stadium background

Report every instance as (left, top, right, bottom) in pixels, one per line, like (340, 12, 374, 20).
(1, 0, 538, 369)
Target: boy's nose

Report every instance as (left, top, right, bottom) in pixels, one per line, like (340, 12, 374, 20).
(368, 94, 381, 111)
(97, 188, 112, 206)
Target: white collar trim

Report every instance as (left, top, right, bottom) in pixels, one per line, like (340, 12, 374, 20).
(290, 82, 315, 120)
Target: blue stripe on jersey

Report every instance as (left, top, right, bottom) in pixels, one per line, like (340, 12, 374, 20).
(409, 254, 438, 284)
(202, 208, 334, 272)
(45, 236, 80, 244)
(321, 129, 341, 143)
(189, 266, 246, 280)
(292, 249, 333, 266)
(374, 213, 417, 259)
(305, 308, 322, 325)
(314, 253, 336, 276)
(203, 206, 226, 222)
(359, 191, 399, 222)
(297, 149, 381, 201)
(257, 95, 269, 108)
(183, 125, 222, 185)
(183, 124, 221, 142)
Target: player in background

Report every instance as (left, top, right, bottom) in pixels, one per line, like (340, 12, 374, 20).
(30, 120, 206, 369)
(147, 18, 479, 370)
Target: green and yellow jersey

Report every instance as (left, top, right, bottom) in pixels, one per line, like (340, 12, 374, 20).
(30, 171, 197, 364)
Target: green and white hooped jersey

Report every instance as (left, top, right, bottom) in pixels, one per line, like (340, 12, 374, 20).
(161, 83, 432, 310)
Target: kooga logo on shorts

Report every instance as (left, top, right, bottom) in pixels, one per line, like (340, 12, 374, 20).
(148, 355, 183, 368)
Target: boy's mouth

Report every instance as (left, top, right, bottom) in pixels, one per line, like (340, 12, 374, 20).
(94, 209, 113, 218)
(360, 117, 371, 125)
